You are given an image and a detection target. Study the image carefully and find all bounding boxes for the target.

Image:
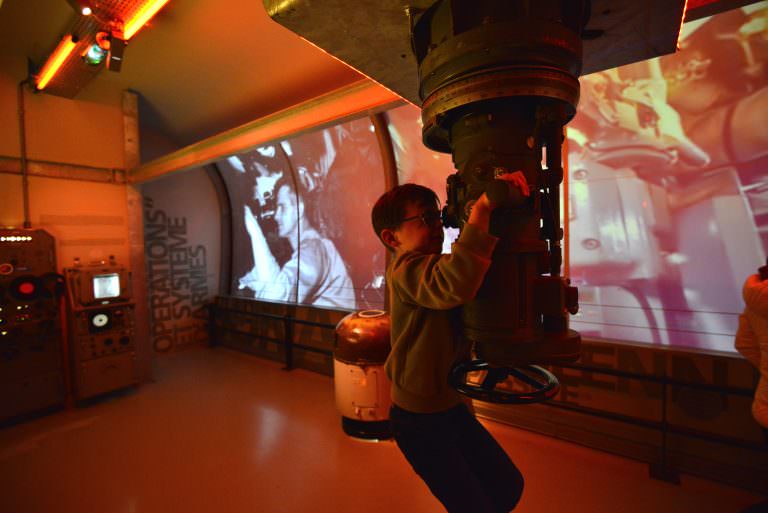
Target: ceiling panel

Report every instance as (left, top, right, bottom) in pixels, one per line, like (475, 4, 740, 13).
(0, 0, 364, 145)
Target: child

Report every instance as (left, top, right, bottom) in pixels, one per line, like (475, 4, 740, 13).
(371, 173, 529, 513)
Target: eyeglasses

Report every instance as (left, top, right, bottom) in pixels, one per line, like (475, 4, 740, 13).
(398, 210, 442, 228)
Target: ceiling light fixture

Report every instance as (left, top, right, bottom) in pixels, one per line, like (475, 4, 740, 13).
(35, 34, 78, 90)
(83, 43, 107, 65)
(123, 0, 171, 40)
(82, 6, 92, 16)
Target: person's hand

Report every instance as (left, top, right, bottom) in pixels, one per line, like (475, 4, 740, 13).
(475, 170, 530, 211)
(467, 170, 530, 233)
(238, 269, 258, 291)
(497, 170, 530, 197)
(244, 205, 261, 238)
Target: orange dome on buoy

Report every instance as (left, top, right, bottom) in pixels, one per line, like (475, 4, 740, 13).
(334, 309, 391, 364)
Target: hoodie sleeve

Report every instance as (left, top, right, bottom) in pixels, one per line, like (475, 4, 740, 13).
(736, 274, 768, 368)
(390, 223, 498, 310)
(735, 313, 760, 368)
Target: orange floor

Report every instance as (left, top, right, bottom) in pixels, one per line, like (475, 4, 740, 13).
(0, 347, 763, 513)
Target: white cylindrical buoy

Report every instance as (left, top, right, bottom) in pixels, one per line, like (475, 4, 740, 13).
(334, 309, 392, 440)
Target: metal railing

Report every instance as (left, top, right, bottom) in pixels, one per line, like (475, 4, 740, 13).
(209, 302, 343, 370)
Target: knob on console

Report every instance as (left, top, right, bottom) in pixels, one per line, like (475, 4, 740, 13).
(88, 311, 112, 332)
(10, 275, 44, 301)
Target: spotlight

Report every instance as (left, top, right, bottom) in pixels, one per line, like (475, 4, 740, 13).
(83, 44, 107, 66)
(82, 6, 92, 16)
(82, 31, 110, 66)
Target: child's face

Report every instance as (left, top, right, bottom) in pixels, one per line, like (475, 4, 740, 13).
(388, 201, 444, 255)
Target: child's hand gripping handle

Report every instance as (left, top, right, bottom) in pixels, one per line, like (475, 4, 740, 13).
(483, 170, 531, 209)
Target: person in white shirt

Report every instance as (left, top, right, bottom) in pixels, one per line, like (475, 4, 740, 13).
(239, 174, 356, 310)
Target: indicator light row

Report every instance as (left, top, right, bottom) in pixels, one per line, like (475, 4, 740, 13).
(1, 236, 33, 242)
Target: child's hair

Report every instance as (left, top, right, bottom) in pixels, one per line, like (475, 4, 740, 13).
(371, 183, 440, 248)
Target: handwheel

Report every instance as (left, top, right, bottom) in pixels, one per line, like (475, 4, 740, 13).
(450, 359, 560, 404)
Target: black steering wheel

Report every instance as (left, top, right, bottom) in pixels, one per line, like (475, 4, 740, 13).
(450, 359, 560, 404)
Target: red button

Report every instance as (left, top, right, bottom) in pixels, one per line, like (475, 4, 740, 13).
(19, 282, 35, 294)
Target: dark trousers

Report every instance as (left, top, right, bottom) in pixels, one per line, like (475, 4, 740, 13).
(390, 403, 524, 513)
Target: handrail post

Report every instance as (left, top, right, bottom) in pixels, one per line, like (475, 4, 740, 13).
(207, 303, 218, 347)
(649, 372, 681, 483)
(283, 314, 294, 371)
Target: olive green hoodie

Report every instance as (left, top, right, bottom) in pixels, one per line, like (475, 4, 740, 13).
(385, 223, 498, 413)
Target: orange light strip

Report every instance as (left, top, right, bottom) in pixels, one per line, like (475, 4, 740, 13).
(35, 35, 77, 90)
(123, 0, 171, 40)
(676, 0, 690, 50)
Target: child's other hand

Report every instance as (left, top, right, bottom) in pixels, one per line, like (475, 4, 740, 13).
(475, 171, 530, 211)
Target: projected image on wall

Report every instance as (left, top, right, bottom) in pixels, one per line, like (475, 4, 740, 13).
(566, 4, 767, 351)
(284, 118, 386, 310)
(221, 145, 300, 303)
(227, 143, 355, 308)
(218, 117, 388, 310)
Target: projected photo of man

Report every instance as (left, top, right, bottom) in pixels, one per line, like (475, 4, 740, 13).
(237, 148, 356, 310)
(282, 121, 387, 311)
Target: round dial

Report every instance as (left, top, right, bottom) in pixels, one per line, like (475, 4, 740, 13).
(92, 313, 109, 328)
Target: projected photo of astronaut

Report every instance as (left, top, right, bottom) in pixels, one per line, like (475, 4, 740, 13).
(218, 116, 387, 310)
(566, 4, 767, 351)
